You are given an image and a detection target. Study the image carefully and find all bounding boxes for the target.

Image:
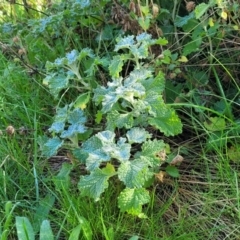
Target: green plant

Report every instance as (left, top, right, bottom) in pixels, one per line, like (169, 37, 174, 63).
(156, 0, 240, 152)
(0, 201, 18, 240)
(42, 32, 182, 217)
(15, 215, 93, 240)
(15, 217, 54, 240)
(43, 47, 104, 98)
(1, 0, 240, 238)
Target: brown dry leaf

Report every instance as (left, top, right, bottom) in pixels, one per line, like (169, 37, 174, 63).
(170, 154, 184, 165)
(156, 149, 166, 161)
(111, 1, 141, 34)
(155, 171, 165, 183)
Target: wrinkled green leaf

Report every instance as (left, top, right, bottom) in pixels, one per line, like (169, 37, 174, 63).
(136, 32, 152, 42)
(49, 106, 87, 138)
(126, 127, 152, 144)
(86, 149, 111, 171)
(118, 159, 153, 188)
(227, 145, 240, 162)
(115, 36, 135, 51)
(194, 3, 210, 19)
(68, 108, 86, 125)
(96, 130, 115, 144)
(52, 105, 69, 122)
(78, 47, 95, 61)
(127, 68, 152, 83)
(106, 111, 134, 130)
(43, 73, 69, 98)
(94, 68, 149, 113)
(81, 131, 131, 170)
(81, 136, 103, 153)
(66, 49, 79, 65)
(146, 94, 182, 136)
(96, 80, 122, 113)
(78, 164, 115, 201)
(60, 108, 87, 138)
(42, 137, 63, 157)
(130, 43, 149, 59)
(61, 124, 86, 138)
(140, 139, 166, 167)
(142, 71, 165, 93)
(141, 139, 165, 157)
(102, 142, 131, 162)
(45, 61, 58, 71)
(148, 107, 182, 136)
(49, 105, 68, 133)
(131, 100, 150, 117)
(93, 85, 110, 105)
(118, 188, 150, 217)
(109, 55, 124, 78)
(49, 121, 65, 133)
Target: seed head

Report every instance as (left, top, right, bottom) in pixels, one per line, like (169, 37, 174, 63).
(13, 36, 20, 43)
(129, 0, 136, 13)
(19, 126, 28, 135)
(186, 1, 196, 12)
(152, 4, 160, 18)
(18, 48, 27, 56)
(6, 125, 15, 135)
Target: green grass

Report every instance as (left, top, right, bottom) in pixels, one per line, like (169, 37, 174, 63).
(1, 60, 236, 237)
(1, 94, 239, 239)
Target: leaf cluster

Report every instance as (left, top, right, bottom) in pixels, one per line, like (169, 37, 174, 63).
(42, 33, 182, 216)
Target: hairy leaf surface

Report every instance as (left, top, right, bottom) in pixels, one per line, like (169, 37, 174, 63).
(118, 188, 150, 217)
(106, 111, 134, 130)
(126, 127, 152, 144)
(43, 73, 69, 98)
(140, 139, 166, 167)
(114, 35, 135, 51)
(78, 164, 115, 201)
(42, 137, 63, 158)
(118, 159, 153, 188)
(148, 108, 182, 136)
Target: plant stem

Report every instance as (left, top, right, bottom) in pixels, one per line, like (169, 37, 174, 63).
(212, 66, 234, 120)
